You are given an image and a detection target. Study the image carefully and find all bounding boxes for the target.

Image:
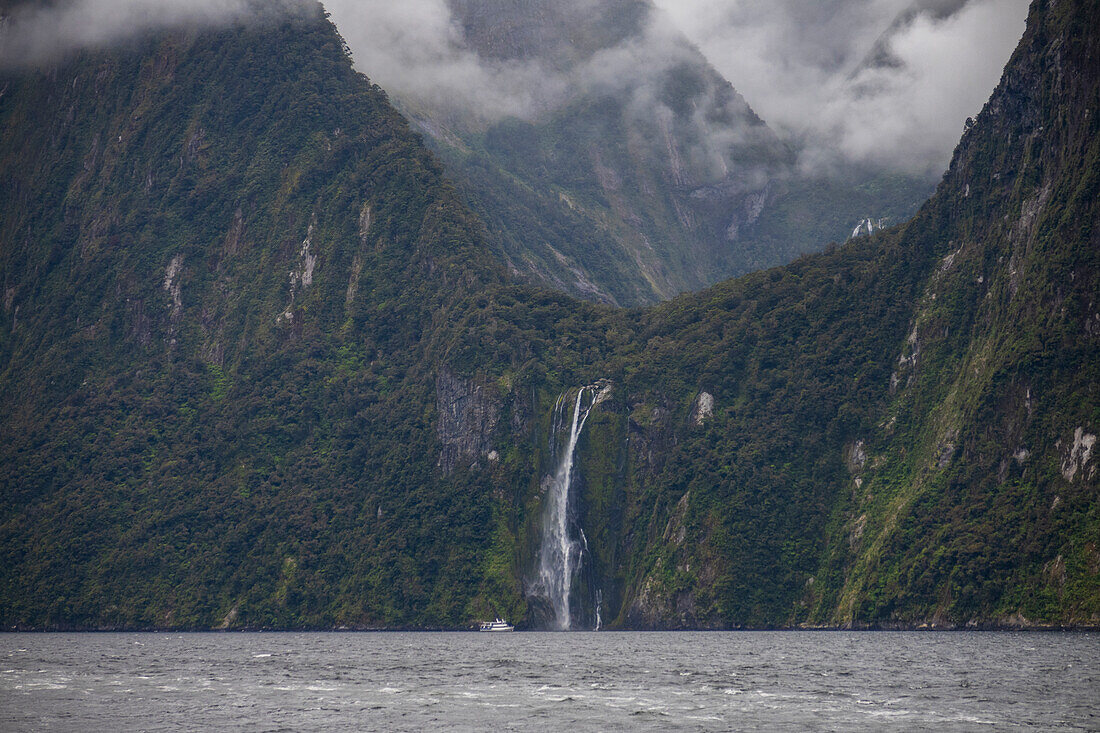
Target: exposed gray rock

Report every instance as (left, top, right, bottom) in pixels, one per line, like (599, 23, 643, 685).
(163, 254, 183, 320)
(1061, 427, 1096, 482)
(690, 391, 714, 426)
(277, 217, 319, 325)
(846, 440, 868, 472)
(662, 492, 691, 546)
(849, 514, 868, 549)
(436, 367, 501, 474)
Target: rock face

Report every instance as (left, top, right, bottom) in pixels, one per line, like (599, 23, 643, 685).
(436, 368, 500, 474)
(1061, 427, 1097, 482)
(690, 391, 714, 426)
(622, 491, 711, 629)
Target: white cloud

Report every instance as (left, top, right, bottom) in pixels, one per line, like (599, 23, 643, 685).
(323, 0, 568, 123)
(1, 0, 1032, 177)
(326, 0, 775, 186)
(650, 0, 1030, 175)
(0, 0, 312, 68)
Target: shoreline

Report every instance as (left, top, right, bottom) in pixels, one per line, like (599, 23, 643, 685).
(5, 623, 1099, 633)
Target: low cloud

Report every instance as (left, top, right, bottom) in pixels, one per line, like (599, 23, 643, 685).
(653, 0, 1030, 176)
(326, 0, 775, 186)
(328, 0, 1029, 177)
(572, 17, 773, 184)
(0, 0, 310, 69)
(1, 0, 1032, 178)
(322, 0, 569, 123)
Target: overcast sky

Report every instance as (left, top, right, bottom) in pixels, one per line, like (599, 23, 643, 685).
(0, 0, 315, 68)
(649, 0, 1031, 175)
(1, 0, 1032, 177)
(325, 0, 1030, 177)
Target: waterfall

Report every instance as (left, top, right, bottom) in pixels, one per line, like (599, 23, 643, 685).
(533, 383, 609, 630)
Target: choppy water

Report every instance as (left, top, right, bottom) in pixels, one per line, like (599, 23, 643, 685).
(1, 632, 1097, 731)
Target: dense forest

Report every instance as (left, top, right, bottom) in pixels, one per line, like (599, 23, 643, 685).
(0, 0, 1096, 630)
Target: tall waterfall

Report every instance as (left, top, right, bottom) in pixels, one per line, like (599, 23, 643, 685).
(533, 383, 609, 630)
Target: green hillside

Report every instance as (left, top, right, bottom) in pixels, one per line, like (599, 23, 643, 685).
(595, 0, 1100, 628)
(0, 0, 1096, 630)
(0, 6, 517, 628)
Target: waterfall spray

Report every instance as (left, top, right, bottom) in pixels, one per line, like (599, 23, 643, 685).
(533, 383, 610, 630)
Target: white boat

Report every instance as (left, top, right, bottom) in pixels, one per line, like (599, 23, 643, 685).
(479, 618, 514, 632)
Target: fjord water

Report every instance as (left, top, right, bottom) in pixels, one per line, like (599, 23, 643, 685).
(2, 633, 1097, 731)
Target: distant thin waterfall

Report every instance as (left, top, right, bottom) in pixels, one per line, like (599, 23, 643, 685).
(534, 384, 609, 630)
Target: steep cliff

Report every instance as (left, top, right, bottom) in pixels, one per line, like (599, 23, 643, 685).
(1, 0, 1095, 630)
(557, 0, 1100, 628)
(813, 0, 1100, 627)
(0, 4, 521, 629)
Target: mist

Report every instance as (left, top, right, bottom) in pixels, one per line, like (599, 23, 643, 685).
(0, 0, 311, 69)
(652, 0, 1031, 176)
(0, 0, 1032, 177)
(327, 0, 1030, 177)
(321, 0, 568, 123)
(324, 0, 778, 188)
(324, 1, 731, 122)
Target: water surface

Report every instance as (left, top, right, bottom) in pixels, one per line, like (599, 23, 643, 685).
(2, 631, 1097, 731)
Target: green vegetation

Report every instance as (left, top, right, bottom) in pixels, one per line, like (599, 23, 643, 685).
(0, 0, 1096, 630)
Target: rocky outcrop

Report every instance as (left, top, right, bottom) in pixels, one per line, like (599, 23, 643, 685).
(690, 391, 714, 426)
(1061, 427, 1096, 483)
(277, 216, 319, 325)
(436, 367, 501, 474)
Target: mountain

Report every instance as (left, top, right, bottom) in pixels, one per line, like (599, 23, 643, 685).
(594, 0, 1099, 628)
(0, 0, 1096, 630)
(0, 4, 516, 628)
(813, 0, 1100, 626)
(388, 0, 932, 305)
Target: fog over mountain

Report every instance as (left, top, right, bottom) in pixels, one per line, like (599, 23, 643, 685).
(323, 0, 805, 304)
(323, 0, 1029, 176)
(1, 0, 1029, 176)
(0, 0, 312, 68)
(322, 0, 745, 137)
(654, 0, 1030, 175)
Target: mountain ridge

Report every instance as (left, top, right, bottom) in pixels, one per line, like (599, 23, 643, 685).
(382, 0, 933, 306)
(0, 0, 1096, 630)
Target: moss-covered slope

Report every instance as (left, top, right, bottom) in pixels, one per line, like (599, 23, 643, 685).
(578, 0, 1100, 628)
(0, 0, 1095, 630)
(0, 5, 522, 629)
